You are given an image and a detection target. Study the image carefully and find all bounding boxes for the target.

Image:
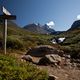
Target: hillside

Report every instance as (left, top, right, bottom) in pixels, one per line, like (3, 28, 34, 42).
(59, 20, 80, 47)
(0, 20, 80, 55)
(54, 21, 80, 59)
(0, 21, 54, 51)
(0, 20, 80, 54)
(69, 20, 80, 30)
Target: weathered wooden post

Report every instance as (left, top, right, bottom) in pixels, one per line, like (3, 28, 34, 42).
(0, 6, 16, 54)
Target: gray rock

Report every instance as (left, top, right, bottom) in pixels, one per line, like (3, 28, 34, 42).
(22, 55, 32, 62)
(38, 54, 61, 66)
(23, 45, 65, 66)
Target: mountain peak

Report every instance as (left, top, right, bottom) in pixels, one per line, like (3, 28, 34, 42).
(23, 23, 55, 34)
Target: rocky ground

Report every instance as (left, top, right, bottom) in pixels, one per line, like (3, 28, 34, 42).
(17, 45, 80, 80)
(11, 52, 80, 80)
(38, 65, 80, 80)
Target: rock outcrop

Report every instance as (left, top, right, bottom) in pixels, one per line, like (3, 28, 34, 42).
(38, 54, 61, 66)
(22, 45, 65, 66)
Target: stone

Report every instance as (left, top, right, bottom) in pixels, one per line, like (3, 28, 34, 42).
(21, 55, 32, 62)
(48, 75, 58, 80)
(23, 45, 65, 66)
(38, 54, 61, 66)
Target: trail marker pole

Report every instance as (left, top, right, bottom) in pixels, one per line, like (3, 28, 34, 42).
(3, 19, 7, 54)
(0, 6, 16, 54)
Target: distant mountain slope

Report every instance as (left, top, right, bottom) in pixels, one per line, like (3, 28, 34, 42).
(57, 20, 80, 40)
(64, 20, 80, 45)
(55, 20, 80, 55)
(68, 20, 80, 31)
(57, 26, 80, 45)
(23, 23, 55, 34)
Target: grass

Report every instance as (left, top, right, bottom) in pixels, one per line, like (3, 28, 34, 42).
(0, 53, 48, 80)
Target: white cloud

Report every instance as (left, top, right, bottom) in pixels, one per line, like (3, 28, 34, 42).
(46, 21, 55, 29)
(77, 15, 80, 20)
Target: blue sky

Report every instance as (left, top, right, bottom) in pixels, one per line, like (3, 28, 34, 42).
(0, 0, 80, 31)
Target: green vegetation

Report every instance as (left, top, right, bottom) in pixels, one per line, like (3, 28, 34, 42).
(0, 22, 51, 80)
(0, 21, 80, 59)
(0, 54, 48, 80)
(0, 21, 80, 58)
(7, 36, 24, 50)
(0, 21, 54, 51)
(57, 29, 80, 59)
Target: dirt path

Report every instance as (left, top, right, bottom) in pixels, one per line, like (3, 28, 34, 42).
(38, 66, 80, 80)
(9, 52, 80, 80)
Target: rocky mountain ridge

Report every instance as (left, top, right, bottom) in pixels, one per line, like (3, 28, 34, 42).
(23, 23, 55, 34)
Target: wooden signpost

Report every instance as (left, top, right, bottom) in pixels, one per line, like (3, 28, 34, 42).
(0, 6, 16, 54)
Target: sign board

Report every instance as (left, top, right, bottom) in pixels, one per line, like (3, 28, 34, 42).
(0, 15, 16, 20)
(0, 6, 16, 54)
(3, 6, 11, 15)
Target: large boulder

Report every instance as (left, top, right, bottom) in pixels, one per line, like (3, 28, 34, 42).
(38, 54, 61, 66)
(26, 45, 64, 57)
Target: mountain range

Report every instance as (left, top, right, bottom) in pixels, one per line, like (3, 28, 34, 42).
(23, 20, 80, 34)
(23, 23, 55, 34)
(0, 19, 80, 35)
